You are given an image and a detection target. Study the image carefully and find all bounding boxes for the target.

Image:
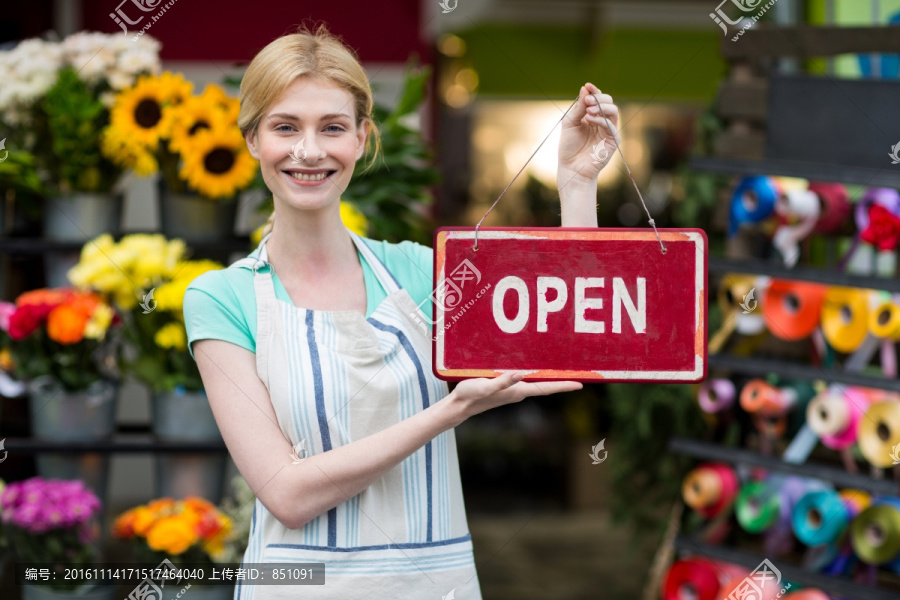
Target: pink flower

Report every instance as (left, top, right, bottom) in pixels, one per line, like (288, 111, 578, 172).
(0, 301, 15, 332)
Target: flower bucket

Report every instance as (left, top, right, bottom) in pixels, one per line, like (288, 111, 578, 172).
(22, 584, 118, 600)
(159, 185, 237, 243)
(42, 193, 123, 287)
(152, 388, 227, 503)
(27, 376, 118, 503)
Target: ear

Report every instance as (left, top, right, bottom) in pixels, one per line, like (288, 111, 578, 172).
(355, 120, 369, 162)
(245, 129, 260, 160)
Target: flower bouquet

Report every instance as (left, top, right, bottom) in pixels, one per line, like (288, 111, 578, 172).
(0, 477, 103, 591)
(112, 497, 234, 564)
(67, 233, 223, 394)
(0, 288, 119, 392)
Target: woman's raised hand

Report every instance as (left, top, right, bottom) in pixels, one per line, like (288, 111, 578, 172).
(443, 372, 582, 428)
(558, 82, 620, 184)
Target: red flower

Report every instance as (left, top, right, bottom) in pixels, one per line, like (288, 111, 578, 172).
(7, 304, 52, 340)
(861, 204, 900, 251)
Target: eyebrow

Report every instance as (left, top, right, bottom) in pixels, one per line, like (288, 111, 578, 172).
(267, 112, 353, 122)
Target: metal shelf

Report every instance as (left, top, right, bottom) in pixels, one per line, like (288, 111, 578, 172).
(0, 234, 252, 255)
(690, 156, 900, 189)
(708, 257, 900, 293)
(675, 536, 900, 600)
(669, 437, 900, 496)
(707, 354, 900, 393)
(3, 437, 228, 454)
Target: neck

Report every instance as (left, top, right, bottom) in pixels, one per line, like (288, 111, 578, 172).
(265, 202, 357, 278)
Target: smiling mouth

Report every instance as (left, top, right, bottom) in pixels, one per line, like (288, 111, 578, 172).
(285, 170, 336, 182)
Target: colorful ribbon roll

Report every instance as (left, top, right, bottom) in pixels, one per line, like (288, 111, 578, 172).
(682, 463, 739, 519)
(662, 559, 721, 600)
(855, 188, 900, 232)
(729, 176, 778, 236)
(773, 189, 821, 267)
(857, 400, 900, 468)
(735, 480, 782, 533)
(698, 379, 736, 414)
(709, 275, 766, 353)
(868, 295, 900, 340)
(821, 287, 870, 353)
(809, 182, 851, 234)
(782, 590, 832, 600)
(762, 280, 827, 341)
(850, 498, 900, 565)
(792, 489, 854, 546)
(806, 387, 870, 450)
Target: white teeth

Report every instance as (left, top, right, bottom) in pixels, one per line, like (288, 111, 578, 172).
(289, 171, 328, 181)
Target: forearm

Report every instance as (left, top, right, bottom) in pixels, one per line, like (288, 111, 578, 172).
(558, 166, 598, 227)
(282, 394, 461, 529)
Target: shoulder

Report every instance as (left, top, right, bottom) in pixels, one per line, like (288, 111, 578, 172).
(359, 237, 433, 306)
(184, 263, 254, 315)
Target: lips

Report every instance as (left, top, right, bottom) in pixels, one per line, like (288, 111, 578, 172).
(283, 169, 336, 183)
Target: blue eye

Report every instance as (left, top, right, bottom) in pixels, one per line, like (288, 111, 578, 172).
(276, 124, 293, 133)
(325, 125, 345, 133)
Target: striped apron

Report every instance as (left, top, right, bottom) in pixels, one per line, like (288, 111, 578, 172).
(230, 231, 481, 600)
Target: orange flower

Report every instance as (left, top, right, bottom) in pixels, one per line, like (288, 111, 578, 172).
(146, 515, 198, 555)
(16, 288, 74, 308)
(147, 498, 176, 515)
(112, 510, 137, 539)
(46, 303, 89, 344)
(131, 506, 157, 537)
(184, 496, 216, 514)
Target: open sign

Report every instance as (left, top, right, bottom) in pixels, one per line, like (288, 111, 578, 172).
(429, 228, 708, 383)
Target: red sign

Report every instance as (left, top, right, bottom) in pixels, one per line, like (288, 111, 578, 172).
(428, 228, 708, 383)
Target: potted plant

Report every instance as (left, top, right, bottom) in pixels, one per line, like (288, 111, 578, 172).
(102, 74, 257, 242)
(0, 477, 110, 600)
(67, 233, 228, 500)
(113, 496, 235, 600)
(0, 287, 121, 500)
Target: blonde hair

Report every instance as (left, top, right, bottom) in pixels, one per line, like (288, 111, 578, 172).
(240, 24, 381, 238)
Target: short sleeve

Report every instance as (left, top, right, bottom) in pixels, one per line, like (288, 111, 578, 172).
(184, 269, 255, 360)
(362, 238, 434, 309)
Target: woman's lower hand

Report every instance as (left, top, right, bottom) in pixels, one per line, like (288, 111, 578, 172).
(443, 372, 583, 427)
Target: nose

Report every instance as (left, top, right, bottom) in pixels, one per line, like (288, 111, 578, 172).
(301, 130, 326, 163)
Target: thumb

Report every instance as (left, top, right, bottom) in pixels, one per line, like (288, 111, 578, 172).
(491, 371, 525, 392)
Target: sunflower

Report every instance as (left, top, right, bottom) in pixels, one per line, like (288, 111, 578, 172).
(109, 72, 193, 149)
(179, 127, 257, 199)
(164, 86, 232, 154)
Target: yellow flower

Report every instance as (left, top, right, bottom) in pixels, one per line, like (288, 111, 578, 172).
(201, 515, 233, 558)
(340, 202, 367, 236)
(0, 348, 14, 371)
(132, 506, 157, 537)
(179, 126, 257, 199)
(109, 73, 193, 149)
(164, 84, 233, 154)
(146, 515, 198, 555)
(84, 304, 114, 340)
(154, 322, 186, 350)
(101, 125, 158, 175)
(154, 259, 223, 312)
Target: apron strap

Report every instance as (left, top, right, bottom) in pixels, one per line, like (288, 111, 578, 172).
(348, 231, 402, 296)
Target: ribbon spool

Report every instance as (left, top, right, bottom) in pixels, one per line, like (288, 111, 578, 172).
(741, 380, 785, 416)
(762, 280, 827, 341)
(697, 379, 736, 414)
(821, 287, 870, 353)
(681, 463, 739, 518)
(868, 296, 900, 340)
(855, 188, 900, 232)
(729, 176, 778, 236)
(809, 182, 851, 234)
(806, 387, 870, 450)
(661, 559, 721, 600)
(850, 498, 900, 565)
(709, 275, 766, 353)
(773, 189, 821, 267)
(857, 400, 900, 468)
(735, 480, 782, 533)
(792, 489, 854, 546)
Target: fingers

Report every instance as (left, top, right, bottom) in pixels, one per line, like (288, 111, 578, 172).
(514, 380, 584, 397)
(489, 371, 525, 394)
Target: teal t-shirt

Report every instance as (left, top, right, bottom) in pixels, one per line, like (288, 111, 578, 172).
(184, 237, 434, 360)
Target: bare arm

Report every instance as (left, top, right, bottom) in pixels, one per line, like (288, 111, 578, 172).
(194, 338, 580, 530)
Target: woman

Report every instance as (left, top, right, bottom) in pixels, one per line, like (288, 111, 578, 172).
(184, 25, 620, 600)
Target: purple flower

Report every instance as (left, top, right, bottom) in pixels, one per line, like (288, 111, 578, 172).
(1, 477, 101, 533)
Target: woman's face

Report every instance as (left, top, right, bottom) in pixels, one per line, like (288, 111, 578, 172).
(246, 75, 367, 213)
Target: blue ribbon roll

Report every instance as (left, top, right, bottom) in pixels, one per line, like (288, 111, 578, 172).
(792, 489, 851, 547)
(729, 176, 779, 236)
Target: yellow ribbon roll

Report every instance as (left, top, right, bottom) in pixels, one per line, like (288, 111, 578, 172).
(868, 295, 900, 340)
(857, 400, 900, 468)
(709, 275, 764, 353)
(821, 287, 870, 353)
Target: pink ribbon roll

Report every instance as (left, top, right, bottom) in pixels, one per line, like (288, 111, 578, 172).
(809, 182, 851, 234)
(806, 387, 870, 450)
(698, 379, 736, 413)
